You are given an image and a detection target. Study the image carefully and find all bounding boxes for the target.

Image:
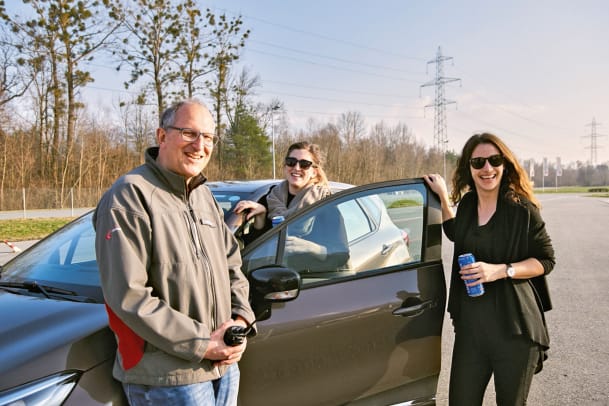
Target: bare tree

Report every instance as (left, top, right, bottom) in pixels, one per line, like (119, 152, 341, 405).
(1, 0, 119, 202)
(173, 2, 213, 99)
(118, 93, 156, 158)
(205, 12, 250, 172)
(113, 0, 183, 119)
(338, 111, 366, 144)
(3, 0, 118, 148)
(335, 111, 366, 182)
(0, 26, 33, 108)
(226, 67, 261, 128)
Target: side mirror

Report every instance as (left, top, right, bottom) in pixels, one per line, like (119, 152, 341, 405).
(249, 266, 301, 320)
(250, 266, 301, 302)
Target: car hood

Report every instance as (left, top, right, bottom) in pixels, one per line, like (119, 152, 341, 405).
(0, 291, 113, 377)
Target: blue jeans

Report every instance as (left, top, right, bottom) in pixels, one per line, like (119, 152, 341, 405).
(123, 364, 240, 406)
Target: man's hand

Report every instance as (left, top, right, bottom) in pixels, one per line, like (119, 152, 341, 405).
(204, 319, 248, 367)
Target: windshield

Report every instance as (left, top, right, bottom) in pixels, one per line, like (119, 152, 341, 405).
(212, 191, 253, 220)
(0, 191, 247, 288)
(1, 212, 99, 287)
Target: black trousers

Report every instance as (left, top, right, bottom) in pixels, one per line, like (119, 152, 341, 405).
(449, 297, 540, 406)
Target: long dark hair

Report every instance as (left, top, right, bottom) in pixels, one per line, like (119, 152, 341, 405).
(451, 133, 539, 207)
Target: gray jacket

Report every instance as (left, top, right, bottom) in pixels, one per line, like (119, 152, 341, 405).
(94, 147, 255, 386)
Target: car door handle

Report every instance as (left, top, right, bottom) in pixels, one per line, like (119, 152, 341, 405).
(392, 299, 434, 318)
(381, 243, 392, 255)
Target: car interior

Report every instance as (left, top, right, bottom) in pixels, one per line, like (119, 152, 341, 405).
(241, 185, 425, 287)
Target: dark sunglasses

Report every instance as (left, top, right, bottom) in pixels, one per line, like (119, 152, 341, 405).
(469, 154, 504, 169)
(285, 157, 314, 169)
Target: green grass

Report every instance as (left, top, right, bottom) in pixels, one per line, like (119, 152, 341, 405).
(387, 199, 422, 209)
(534, 186, 609, 195)
(0, 218, 74, 241)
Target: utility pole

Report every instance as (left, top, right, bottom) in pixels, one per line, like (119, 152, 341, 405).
(270, 103, 281, 179)
(421, 46, 461, 180)
(583, 117, 606, 165)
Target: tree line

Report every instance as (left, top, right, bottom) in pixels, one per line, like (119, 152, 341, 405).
(0, 1, 605, 211)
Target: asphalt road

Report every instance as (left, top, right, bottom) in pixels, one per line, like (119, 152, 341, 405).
(0, 207, 93, 220)
(1, 196, 608, 405)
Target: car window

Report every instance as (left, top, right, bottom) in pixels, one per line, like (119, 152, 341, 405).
(242, 181, 426, 286)
(1, 213, 100, 286)
(212, 192, 249, 219)
(356, 194, 383, 224)
(380, 186, 425, 262)
(241, 235, 280, 272)
(337, 199, 374, 242)
(57, 229, 96, 264)
(281, 203, 350, 281)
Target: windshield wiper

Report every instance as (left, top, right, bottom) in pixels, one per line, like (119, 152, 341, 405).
(0, 281, 95, 303)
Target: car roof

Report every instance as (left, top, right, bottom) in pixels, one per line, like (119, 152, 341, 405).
(206, 179, 353, 193)
(206, 179, 281, 193)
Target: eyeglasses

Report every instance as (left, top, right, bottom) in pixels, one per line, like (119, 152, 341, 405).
(166, 126, 218, 147)
(285, 157, 315, 169)
(469, 154, 504, 169)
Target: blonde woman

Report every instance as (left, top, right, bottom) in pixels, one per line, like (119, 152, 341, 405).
(234, 141, 330, 230)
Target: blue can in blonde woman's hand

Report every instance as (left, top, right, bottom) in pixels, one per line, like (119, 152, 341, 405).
(458, 253, 485, 297)
(272, 216, 285, 227)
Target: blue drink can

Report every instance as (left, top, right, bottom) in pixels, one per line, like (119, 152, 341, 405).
(272, 215, 285, 227)
(458, 253, 485, 297)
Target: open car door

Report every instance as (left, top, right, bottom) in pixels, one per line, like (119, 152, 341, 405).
(238, 178, 446, 406)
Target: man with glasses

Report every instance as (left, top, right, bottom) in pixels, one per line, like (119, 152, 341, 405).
(94, 99, 256, 406)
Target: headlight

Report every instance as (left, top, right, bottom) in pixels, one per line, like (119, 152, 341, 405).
(0, 371, 81, 406)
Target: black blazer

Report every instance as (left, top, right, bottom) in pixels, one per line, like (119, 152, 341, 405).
(444, 190, 556, 350)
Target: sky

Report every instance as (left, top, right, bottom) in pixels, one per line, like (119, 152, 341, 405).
(196, 0, 609, 167)
(10, 0, 609, 167)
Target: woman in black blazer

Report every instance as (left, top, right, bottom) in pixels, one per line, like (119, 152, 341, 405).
(424, 133, 555, 406)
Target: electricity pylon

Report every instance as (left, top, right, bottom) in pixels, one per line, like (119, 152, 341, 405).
(583, 117, 606, 165)
(421, 46, 461, 179)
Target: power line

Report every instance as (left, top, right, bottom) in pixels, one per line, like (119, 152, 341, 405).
(214, 8, 427, 62)
(250, 40, 424, 76)
(290, 109, 425, 121)
(263, 79, 407, 99)
(247, 48, 421, 83)
(453, 109, 558, 158)
(260, 89, 422, 109)
(450, 65, 574, 136)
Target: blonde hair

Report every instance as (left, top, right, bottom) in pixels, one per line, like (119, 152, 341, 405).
(285, 141, 329, 187)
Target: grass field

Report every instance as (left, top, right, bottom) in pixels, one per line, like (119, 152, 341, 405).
(0, 218, 74, 241)
(535, 186, 609, 198)
(535, 186, 609, 194)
